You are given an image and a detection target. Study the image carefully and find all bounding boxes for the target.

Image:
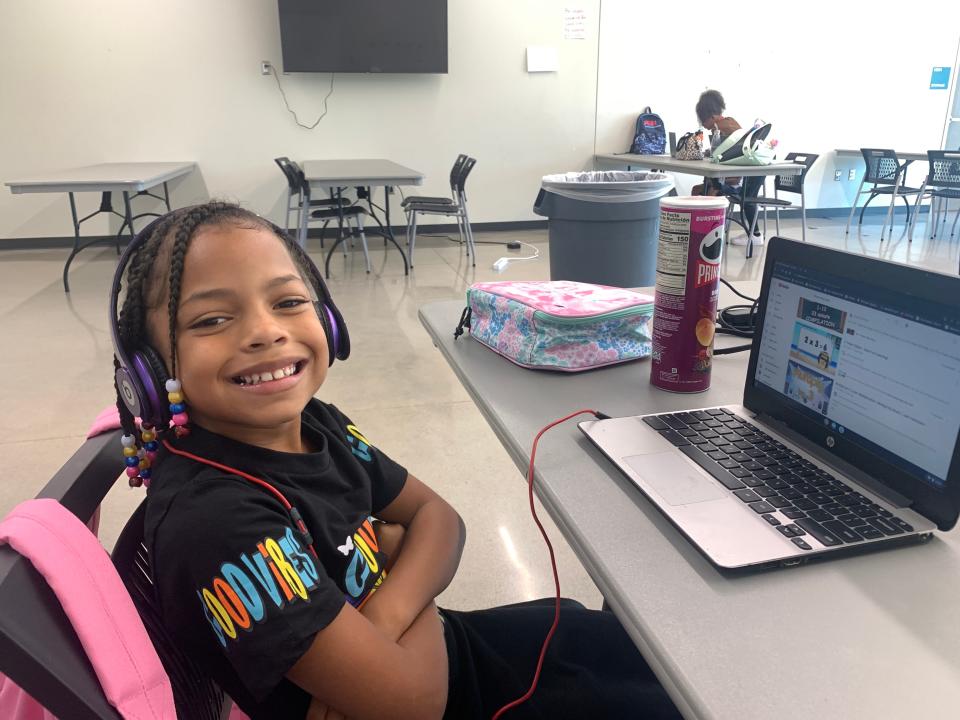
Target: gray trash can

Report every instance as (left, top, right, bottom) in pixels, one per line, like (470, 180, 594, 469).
(533, 171, 674, 287)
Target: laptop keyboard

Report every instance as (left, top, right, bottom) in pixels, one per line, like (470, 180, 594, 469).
(643, 408, 915, 551)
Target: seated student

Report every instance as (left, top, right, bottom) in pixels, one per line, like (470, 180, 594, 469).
(692, 89, 765, 244)
(110, 201, 681, 719)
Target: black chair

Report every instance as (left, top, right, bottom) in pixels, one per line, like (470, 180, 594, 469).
(405, 157, 477, 267)
(908, 150, 960, 241)
(0, 432, 231, 719)
(844, 149, 923, 240)
(273, 157, 346, 245)
(292, 165, 373, 272)
(400, 154, 468, 209)
(739, 152, 819, 248)
(113, 501, 228, 720)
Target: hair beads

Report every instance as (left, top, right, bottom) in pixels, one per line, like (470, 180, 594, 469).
(121, 380, 189, 487)
(166, 379, 190, 438)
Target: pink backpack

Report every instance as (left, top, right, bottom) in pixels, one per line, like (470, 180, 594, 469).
(0, 498, 176, 719)
(0, 406, 250, 719)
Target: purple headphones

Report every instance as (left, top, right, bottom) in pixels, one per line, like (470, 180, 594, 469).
(109, 212, 350, 429)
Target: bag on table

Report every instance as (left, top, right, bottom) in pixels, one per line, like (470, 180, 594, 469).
(629, 107, 667, 155)
(675, 131, 704, 161)
(712, 123, 776, 166)
(454, 280, 654, 372)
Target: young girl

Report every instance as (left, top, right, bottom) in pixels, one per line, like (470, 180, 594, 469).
(110, 201, 680, 719)
(692, 88, 764, 242)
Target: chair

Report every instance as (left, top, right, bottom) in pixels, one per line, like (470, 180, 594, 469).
(113, 501, 228, 720)
(273, 157, 346, 243)
(290, 165, 373, 273)
(400, 154, 468, 209)
(405, 157, 477, 267)
(907, 150, 960, 241)
(0, 431, 231, 720)
(739, 152, 819, 249)
(844, 149, 923, 241)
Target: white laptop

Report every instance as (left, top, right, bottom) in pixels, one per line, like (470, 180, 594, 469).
(579, 237, 960, 569)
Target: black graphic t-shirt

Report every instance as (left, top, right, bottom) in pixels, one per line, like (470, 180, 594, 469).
(144, 399, 407, 719)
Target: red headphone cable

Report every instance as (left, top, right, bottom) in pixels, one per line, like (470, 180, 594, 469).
(491, 408, 606, 720)
(161, 439, 319, 560)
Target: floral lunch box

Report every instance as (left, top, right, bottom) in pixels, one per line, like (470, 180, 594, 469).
(454, 280, 654, 372)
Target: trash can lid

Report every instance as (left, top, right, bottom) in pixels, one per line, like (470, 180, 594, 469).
(540, 171, 674, 203)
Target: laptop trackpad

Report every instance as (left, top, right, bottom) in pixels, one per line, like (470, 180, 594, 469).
(625, 453, 728, 506)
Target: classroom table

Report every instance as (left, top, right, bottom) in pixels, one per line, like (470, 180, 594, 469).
(596, 154, 805, 257)
(5, 162, 196, 292)
(418, 294, 960, 720)
(300, 159, 424, 278)
(834, 149, 928, 163)
(596, 153, 805, 179)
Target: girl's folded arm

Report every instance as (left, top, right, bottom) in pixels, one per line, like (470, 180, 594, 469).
(363, 473, 466, 640)
(287, 600, 447, 720)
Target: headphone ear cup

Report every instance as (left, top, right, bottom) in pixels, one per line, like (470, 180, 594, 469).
(131, 346, 171, 427)
(323, 302, 350, 364)
(315, 302, 350, 365)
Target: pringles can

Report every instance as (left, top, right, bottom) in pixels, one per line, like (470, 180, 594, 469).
(650, 196, 727, 392)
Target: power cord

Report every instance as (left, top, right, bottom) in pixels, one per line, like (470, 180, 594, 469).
(491, 409, 608, 720)
(492, 241, 540, 272)
(418, 233, 523, 248)
(714, 278, 758, 356)
(267, 63, 336, 129)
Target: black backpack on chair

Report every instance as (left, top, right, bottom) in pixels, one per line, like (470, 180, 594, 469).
(630, 107, 666, 154)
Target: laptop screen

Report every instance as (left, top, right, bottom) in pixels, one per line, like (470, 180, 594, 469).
(753, 259, 960, 490)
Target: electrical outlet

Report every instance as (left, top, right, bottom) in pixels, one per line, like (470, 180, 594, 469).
(260, 61, 272, 75)
(848, 169, 856, 181)
(834, 170, 842, 181)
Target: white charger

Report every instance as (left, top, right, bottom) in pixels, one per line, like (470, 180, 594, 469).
(491, 242, 541, 273)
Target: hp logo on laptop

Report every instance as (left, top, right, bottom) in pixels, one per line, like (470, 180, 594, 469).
(826, 436, 836, 448)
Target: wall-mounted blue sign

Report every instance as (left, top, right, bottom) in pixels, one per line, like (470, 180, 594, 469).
(930, 66, 951, 90)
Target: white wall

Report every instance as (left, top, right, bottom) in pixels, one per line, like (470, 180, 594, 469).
(0, 0, 600, 240)
(3, 0, 959, 241)
(596, 0, 960, 207)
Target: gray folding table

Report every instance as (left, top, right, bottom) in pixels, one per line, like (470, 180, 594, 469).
(596, 153, 805, 179)
(300, 159, 424, 278)
(418, 295, 960, 720)
(5, 162, 196, 292)
(835, 149, 928, 163)
(596, 154, 806, 257)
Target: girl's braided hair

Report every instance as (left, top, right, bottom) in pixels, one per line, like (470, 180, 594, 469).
(112, 201, 332, 441)
(695, 89, 726, 126)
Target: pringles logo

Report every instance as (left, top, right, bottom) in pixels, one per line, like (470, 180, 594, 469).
(695, 227, 723, 288)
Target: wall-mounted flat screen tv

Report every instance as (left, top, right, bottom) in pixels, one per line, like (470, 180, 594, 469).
(278, 0, 448, 74)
